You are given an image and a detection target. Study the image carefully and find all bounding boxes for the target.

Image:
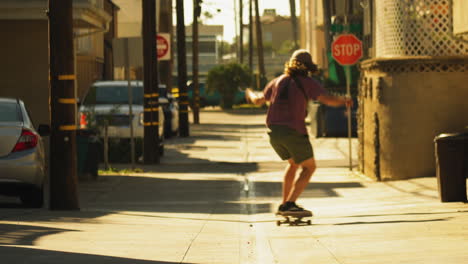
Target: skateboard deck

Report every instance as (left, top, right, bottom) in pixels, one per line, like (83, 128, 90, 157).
(276, 211, 312, 226)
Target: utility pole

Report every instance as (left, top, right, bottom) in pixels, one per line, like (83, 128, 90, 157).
(289, 0, 299, 50)
(159, 0, 173, 95)
(142, 0, 160, 164)
(48, 0, 79, 210)
(248, 0, 253, 73)
(254, 0, 265, 87)
(239, 0, 244, 64)
(177, 0, 190, 137)
(192, 0, 201, 124)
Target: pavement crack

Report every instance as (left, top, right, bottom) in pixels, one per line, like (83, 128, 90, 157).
(179, 206, 215, 264)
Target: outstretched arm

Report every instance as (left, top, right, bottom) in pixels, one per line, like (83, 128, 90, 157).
(317, 94, 353, 108)
(245, 88, 267, 105)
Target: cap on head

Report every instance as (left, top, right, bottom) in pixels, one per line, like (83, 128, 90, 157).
(289, 49, 317, 72)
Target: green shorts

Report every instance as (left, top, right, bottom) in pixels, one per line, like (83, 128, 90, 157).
(267, 125, 314, 164)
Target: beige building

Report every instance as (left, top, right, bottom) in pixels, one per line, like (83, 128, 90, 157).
(245, 9, 299, 80)
(0, 0, 116, 126)
(299, 0, 327, 68)
(300, 0, 362, 69)
(301, 0, 468, 181)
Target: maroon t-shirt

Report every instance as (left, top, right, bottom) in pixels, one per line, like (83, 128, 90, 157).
(263, 74, 327, 135)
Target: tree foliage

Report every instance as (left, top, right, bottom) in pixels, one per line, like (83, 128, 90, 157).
(206, 63, 252, 109)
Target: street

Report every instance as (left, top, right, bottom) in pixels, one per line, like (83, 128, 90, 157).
(1, 108, 467, 264)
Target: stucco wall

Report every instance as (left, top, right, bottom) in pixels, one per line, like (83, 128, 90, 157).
(360, 58, 468, 180)
(0, 20, 49, 126)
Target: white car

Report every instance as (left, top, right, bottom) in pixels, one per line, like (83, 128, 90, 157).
(0, 98, 49, 207)
(79, 81, 165, 154)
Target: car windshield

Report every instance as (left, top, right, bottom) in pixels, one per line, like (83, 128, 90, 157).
(84, 85, 144, 105)
(0, 102, 21, 122)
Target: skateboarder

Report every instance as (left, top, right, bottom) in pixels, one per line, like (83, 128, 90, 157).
(245, 49, 353, 215)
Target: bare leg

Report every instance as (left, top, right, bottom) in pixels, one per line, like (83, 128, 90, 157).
(282, 159, 299, 204)
(286, 157, 316, 202)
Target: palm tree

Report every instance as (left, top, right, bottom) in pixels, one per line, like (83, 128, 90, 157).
(176, 0, 189, 136)
(248, 0, 253, 72)
(289, 0, 299, 50)
(239, 0, 244, 64)
(254, 0, 265, 87)
(192, 0, 201, 124)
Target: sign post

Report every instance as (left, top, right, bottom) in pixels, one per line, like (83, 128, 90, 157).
(331, 33, 363, 171)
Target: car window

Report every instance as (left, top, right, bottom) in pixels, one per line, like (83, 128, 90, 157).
(23, 105, 35, 127)
(0, 102, 22, 122)
(83, 85, 144, 105)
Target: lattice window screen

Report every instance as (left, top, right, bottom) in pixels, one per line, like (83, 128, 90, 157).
(376, 0, 468, 57)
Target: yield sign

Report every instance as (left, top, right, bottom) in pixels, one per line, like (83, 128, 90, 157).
(331, 34, 363, 66)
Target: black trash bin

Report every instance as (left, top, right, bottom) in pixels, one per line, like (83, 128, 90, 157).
(77, 129, 101, 180)
(434, 132, 468, 202)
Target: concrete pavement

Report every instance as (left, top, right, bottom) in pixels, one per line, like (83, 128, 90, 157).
(0, 108, 467, 264)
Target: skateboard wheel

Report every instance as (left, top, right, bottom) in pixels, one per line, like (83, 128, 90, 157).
(307, 220, 311, 225)
(276, 220, 281, 226)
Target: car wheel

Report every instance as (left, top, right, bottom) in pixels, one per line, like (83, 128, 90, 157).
(20, 186, 44, 208)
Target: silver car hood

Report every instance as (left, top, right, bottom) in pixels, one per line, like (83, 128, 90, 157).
(0, 123, 22, 157)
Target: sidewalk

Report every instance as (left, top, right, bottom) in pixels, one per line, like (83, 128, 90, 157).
(0, 108, 467, 264)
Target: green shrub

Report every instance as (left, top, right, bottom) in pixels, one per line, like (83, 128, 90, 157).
(206, 63, 252, 109)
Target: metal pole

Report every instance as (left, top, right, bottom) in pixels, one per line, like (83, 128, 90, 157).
(124, 38, 135, 170)
(344, 1, 352, 171)
(345, 65, 352, 171)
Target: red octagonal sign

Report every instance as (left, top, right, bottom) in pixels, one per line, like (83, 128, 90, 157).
(157, 34, 170, 60)
(332, 34, 363, 66)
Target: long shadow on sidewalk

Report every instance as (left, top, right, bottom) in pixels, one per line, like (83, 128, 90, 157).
(0, 223, 77, 246)
(0, 246, 194, 264)
(77, 175, 364, 215)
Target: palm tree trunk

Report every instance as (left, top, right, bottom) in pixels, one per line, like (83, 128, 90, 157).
(248, 0, 253, 72)
(322, 0, 332, 65)
(289, 0, 299, 50)
(192, 0, 200, 124)
(239, 0, 244, 64)
(254, 0, 265, 87)
(176, 0, 189, 136)
(159, 0, 173, 96)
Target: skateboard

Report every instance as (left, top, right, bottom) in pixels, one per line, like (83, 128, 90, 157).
(276, 211, 312, 226)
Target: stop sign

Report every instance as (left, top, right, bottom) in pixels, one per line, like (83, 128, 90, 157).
(157, 34, 170, 61)
(332, 34, 363, 65)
